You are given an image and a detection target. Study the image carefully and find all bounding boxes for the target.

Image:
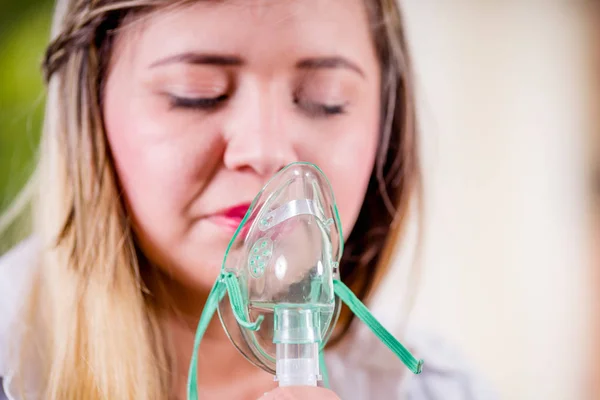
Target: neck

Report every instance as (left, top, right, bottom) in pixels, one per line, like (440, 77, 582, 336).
(158, 274, 276, 399)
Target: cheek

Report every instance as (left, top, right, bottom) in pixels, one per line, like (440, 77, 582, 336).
(328, 134, 378, 237)
(102, 74, 222, 244)
(304, 114, 379, 237)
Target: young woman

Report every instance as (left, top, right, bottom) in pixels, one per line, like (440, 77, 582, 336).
(0, 0, 493, 398)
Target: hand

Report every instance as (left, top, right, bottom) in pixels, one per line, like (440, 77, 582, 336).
(260, 386, 340, 399)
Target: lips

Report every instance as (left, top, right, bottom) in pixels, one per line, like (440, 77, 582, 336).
(207, 203, 252, 232)
(222, 203, 251, 221)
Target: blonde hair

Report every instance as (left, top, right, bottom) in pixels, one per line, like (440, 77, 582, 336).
(2, 0, 421, 398)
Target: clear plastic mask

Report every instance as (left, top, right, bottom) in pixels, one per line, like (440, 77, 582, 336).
(187, 162, 423, 398)
(217, 162, 342, 379)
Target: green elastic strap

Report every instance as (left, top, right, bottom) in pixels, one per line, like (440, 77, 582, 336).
(187, 273, 264, 400)
(187, 276, 226, 400)
(223, 272, 264, 330)
(319, 349, 330, 389)
(333, 279, 424, 374)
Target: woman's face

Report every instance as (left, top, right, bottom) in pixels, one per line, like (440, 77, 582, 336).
(103, 0, 381, 289)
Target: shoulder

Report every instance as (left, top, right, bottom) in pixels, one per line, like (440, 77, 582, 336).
(325, 327, 498, 400)
(401, 328, 498, 400)
(0, 237, 39, 376)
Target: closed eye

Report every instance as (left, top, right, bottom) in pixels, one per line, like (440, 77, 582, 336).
(295, 98, 347, 117)
(169, 94, 228, 110)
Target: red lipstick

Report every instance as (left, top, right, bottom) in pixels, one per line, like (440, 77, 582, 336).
(209, 203, 252, 232)
(222, 204, 251, 220)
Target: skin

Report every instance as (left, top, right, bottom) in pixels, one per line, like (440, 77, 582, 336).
(103, 0, 381, 398)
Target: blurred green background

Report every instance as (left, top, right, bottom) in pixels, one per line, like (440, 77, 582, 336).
(0, 0, 54, 251)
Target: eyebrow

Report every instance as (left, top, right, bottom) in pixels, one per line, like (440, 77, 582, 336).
(149, 52, 244, 68)
(149, 53, 365, 78)
(296, 57, 365, 78)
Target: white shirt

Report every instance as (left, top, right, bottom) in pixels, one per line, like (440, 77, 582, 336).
(0, 238, 497, 399)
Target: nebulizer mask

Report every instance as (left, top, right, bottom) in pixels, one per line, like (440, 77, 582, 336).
(187, 162, 423, 398)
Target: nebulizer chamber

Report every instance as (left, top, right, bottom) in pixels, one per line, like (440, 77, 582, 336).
(217, 163, 342, 387)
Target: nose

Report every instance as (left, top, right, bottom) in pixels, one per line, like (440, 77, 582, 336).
(223, 85, 297, 177)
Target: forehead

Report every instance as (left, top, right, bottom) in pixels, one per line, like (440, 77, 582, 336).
(122, 0, 376, 66)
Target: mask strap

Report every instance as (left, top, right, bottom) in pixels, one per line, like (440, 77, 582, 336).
(223, 272, 264, 330)
(319, 349, 330, 389)
(187, 277, 227, 400)
(187, 273, 264, 400)
(332, 279, 424, 374)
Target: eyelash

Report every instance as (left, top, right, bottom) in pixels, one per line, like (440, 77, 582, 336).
(169, 94, 228, 110)
(168, 94, 347, 117)
(296, 100, 347, 117)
